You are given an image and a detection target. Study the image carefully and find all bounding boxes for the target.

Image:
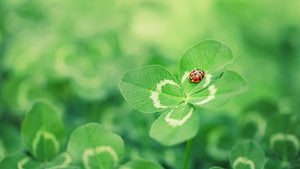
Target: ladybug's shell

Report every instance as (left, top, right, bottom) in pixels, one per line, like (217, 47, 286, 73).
(189, 69, 205, 83)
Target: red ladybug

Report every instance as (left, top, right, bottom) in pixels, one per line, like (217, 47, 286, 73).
(189, 69, 205, 83)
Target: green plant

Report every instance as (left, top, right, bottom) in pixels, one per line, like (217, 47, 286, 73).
(209, 140, 266, 169)
(230, 140, 265, 169)
(120, 40, 247, 146)
(264, 114, 300, 169)
(21, 101, 65, 162)
(0, 101, 163, 169)
(1, 1, 300, 169)
(120, 40, 247, 169)
(208, 113, 300, 169)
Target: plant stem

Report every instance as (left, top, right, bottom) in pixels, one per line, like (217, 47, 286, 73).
(182, 139, 193, 169)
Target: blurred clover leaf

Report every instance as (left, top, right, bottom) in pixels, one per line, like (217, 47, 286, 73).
(1, 106, 164, 169)
(67, 123, 125, 169)
(119, 160, 164, 169)
(0, 153, 79, 169)
(67, 123, 164, 169)
(209, 167, 224, 169)
(264, 157, 291, 169)
(230, 140, 266, 169)
(0, 154, 42, 169)
(52, 32, 123, 101)
(0, 139, 4, 161)
(265, 114, 300, 162)
(2, 101, 77, 168)
(21, 101, 65, 162)
(238, 99, 278, 141)
(119, 40, 247, 145)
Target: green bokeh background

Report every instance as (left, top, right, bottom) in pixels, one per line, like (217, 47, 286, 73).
(0, 0, 299, 169)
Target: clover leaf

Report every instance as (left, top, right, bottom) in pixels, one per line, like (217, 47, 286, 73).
(1, 122, 164, 169)
(205, 120, 237, 161)
(209, 167, 224, 169)
(2, 101, 79, 169)
(230, 140, 266, 169)
(43, 152, 75, 169)
(0, 154, 42, 169)
(264, 157, 290, 169)
(149, 104, 199, 145)
(179, 40, 233, 95)
(0, 139, 4, 161)
(265, 114, 300, 162)
(120, 65, 184, 113)
(21, 101, 65, 162)
(67, 123, 125, 169)
(0, 153, 78, 169)
(119, 40, 247, 145)
(119, 160, 164, 169)
(53, 32, 123, 101)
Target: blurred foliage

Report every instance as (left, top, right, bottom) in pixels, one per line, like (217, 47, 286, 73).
(0, 0, 300, 169)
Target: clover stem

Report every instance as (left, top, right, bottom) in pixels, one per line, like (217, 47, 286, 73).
(182, 139, 193, 169)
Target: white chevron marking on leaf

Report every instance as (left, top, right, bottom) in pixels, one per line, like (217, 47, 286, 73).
(243, 113, 266, 139)
(46, 153, 72, 169)
(82, 146, 119, 169)
(165, 107, 194, 127)
(156, 80, 178, 92)
(32, 130, 59, 157)
(150, 79, 179, 108)
(181, 71, 190, 84)
(17, 157, 30, 169)
(150, 91, 167, 108)
(195, 85, 217, 105)
(270, 133, 299, 151)
(202, 73, 212, 88)
(233, 156, 255, 169)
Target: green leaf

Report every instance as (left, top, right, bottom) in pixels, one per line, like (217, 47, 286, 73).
(188, 71, 247, 108)
(43, 152, 73, 169)
(206, 124, 237, 161)
(120, 65, 184, 113)
(0, 139, 4, 161)
(179, 40, 233, 94)
(46, 167, 82, 169)
(67, 123, 124, 169)
(291, 159, 300, 169)
(0, 122, 23, 156)
(265, 114, 300, 161)
(0, 154, 42, 169)
(149, 104, 199, 145)
(21, 101, 65, 162)
(209, 167, 225, 169)
(119, 160, 164, 169)
(264, 158, 290, 169)
(230, 140, 265, 169)
(53, 32, 122, 101)
(239, 111, 267, 141)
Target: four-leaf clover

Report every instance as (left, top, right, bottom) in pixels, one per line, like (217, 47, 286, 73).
(120, 40, 247, 145)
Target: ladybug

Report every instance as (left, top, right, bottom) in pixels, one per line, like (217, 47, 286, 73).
(189, 69, 205, 83)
